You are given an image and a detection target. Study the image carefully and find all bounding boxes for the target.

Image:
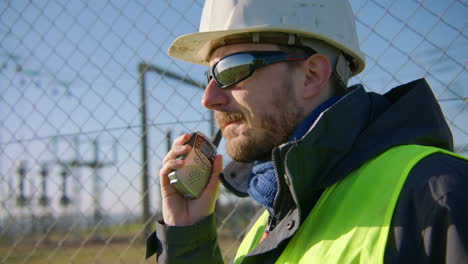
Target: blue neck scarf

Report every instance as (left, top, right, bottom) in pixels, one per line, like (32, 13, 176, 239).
(248, 96, 341, 214)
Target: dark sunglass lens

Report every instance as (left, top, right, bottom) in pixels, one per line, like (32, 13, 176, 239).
(214, 53, 254, 87)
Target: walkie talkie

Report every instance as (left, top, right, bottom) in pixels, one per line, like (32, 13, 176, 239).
(168, 130, 222, 199)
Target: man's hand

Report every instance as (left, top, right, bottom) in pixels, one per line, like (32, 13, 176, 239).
(159, 133, 223, 226)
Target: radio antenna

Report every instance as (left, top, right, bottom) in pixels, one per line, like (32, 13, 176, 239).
(212, 129, 222, 147)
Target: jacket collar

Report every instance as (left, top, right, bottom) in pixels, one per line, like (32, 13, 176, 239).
(274, 84, 371, 219)
(221, 79, 453, 221)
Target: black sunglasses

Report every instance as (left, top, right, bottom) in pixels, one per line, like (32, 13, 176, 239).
(205, 51, 311, 89)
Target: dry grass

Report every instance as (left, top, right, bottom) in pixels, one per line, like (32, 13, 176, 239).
(1, 233, 240, 264)
(0, 238, 155, 264)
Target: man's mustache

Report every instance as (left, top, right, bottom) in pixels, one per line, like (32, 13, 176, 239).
(215, 112, 244, 128)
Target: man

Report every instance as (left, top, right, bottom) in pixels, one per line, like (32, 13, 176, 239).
(147, 0, 468, 263)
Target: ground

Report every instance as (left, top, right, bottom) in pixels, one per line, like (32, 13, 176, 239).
(1, 233, 239, 263)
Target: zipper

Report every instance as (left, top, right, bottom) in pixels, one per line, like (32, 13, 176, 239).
(268, 146, 285, 232)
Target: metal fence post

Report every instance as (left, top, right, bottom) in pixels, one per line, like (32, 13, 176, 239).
(139, 63, 152, 240)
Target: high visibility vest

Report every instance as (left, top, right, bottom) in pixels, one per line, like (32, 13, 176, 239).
(234, 145, 466, 264)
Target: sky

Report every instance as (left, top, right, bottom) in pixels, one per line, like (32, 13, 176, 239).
(1, 0, 467, 218)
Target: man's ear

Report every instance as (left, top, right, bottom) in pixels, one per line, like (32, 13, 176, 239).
(302, 54, 332, 99)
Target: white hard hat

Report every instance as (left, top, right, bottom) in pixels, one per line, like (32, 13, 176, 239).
(168, 0, 366, 76)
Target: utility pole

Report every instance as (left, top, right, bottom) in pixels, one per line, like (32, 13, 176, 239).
(91, 139, 103, 226)
(165, 130, 172, 153)
(52, 136, 116, 239)
(138, 63, 151, 240)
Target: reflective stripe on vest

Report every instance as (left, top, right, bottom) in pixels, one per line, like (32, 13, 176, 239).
(234, 145, 466, 264)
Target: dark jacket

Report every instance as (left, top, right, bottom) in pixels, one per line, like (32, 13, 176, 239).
(147, 79, 468, 263)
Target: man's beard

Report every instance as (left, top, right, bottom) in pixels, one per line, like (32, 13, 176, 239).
(216, 86, 303, 163)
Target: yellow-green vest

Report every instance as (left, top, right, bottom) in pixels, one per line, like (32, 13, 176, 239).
(234, 145, 466, 264)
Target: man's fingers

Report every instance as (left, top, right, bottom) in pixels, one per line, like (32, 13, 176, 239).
(172, 133, 191, 148)
(162, 133, 191, 164)
(158, 133, 193, 199)
(162, 144, 191, 164)
(159, 159, 184, 186)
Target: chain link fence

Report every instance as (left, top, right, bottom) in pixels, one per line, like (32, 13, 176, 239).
(1, 0, 466, 263)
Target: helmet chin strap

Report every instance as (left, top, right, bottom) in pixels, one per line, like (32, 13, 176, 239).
(333, 54, 352, 90)
(300, 36, 352, 89)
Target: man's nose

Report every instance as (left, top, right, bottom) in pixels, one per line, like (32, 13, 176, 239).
(201, 79, 228, 110)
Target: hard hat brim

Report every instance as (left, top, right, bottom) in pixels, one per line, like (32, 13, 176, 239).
(168, 26, 365, 75)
